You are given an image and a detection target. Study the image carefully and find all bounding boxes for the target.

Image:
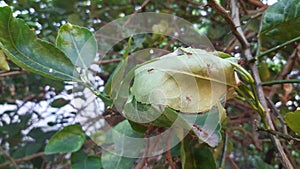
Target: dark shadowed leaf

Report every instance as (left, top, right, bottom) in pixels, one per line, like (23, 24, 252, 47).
(0, 7, 78, 81)
(50, 98, 70, 108)
(260, 0, 300, 42)
(181, 135, 217, 169)
(45, 124, 86, 154)
(101, 150, 136, 169)
(71, 150, 102, 169)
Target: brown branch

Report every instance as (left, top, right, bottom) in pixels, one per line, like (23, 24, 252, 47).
(248, 0, 266, 7)
(185, 0, 203, 6)
(0, 146, 19, 169)
(93, 58, 121, 64)
(228, 156, 240, 169)
(208, 0, 295, 168)
(0, 70, 29, 77)
(166, 129, 176, 169)
(0, 152, 45, 168)
(266, 97, 288, 135)
(208, 0, 248, 50)
(268, 44, 300, 98)
(123, 0, 151, 26)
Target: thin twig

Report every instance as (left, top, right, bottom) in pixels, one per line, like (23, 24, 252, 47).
(123, 0, 151, 26)
(208, 0, 248, 50)
(0, 146, 19, 169)
(219, 132, 228, 169)
(248, 0, 266, 7)
(262, 79, 300, 86)
(166, 129, 176, 169)
(268, 43, 300, 98)
(0, 70, 28, 77)
(228, 156, 240, 169)
(93, 58, 121, 64)
(251, 36, 300, 62)
(257, 127, 300, 143)
(185, 0, 203, 6)
(0, 152, 45, 168)
(265, 97, 288, 135)
(208, 0, 295, 168)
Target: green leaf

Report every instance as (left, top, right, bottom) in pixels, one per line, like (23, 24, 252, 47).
(101, 151, 136, 169)
(131, 48, 236, 113)
(163, 106, 222, 147)
(258, 62, 270, 82)
(0, 7, 78, 81)
(101, 120, 139, 169)
(0, 50, 9, 71)
(50, 98, 70, 108)
(56, 23, 97, 68)
(255, 158, 273, 169)
(104, 37, 132, 98)
(284, 110, 300, 135)
(260, 0, 300, 42)
(71, 150, 102, 169)
(181, 135, 217, 169)
(45, 124, 86, 154)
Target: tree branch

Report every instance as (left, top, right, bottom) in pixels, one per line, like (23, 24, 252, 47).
(208, 0, 295, 168)
(0, 152, 45, 168)
(267, 43, 300, 98)
(0, 146, 19, 169)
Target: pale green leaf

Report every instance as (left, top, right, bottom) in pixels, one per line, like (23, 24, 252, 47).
(131, 48, 236, 113)
(0, 50, 10, 71)
(284, 110, 300, 135)
(45, 124, 86, 154)
(56, 23, 97, 68)
(0, 7, 78, 81)
(101, 120, 140, 168)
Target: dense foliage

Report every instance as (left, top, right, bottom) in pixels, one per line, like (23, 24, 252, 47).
(0, 0, 300, 169)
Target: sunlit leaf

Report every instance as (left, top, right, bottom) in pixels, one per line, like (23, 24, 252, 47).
(0, 7, 78, 81)
(131, 48, 236, 113)
(284, 110, 300, 135)
(0, 50, 9, 71)
(56, 23, 97, 68)
(45, 124, 86, 154)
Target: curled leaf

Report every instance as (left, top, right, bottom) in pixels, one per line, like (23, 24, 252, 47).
(131, 48, 236, 113)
